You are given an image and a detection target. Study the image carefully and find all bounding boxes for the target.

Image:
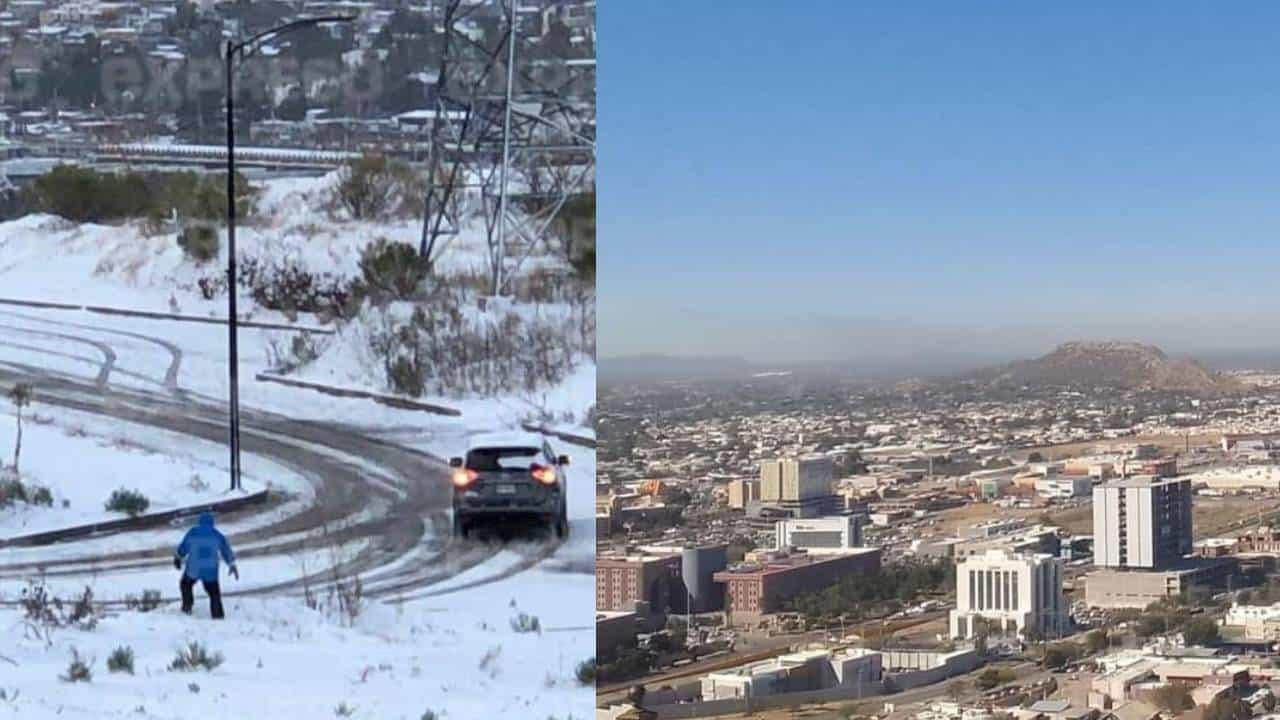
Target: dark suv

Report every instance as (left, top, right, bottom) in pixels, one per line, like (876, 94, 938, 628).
(449, 432, 570, 540)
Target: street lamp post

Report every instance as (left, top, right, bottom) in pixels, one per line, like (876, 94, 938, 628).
(224, 15, 355, 491)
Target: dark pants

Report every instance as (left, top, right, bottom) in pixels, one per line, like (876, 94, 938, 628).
(180, 575, 224, 619)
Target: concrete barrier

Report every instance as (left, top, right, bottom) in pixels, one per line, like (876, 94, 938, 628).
(0, 297, 333, 334)
(0, 489, 270, 548)
(522, 423, 597, 449)
(254, 372, 464, 416)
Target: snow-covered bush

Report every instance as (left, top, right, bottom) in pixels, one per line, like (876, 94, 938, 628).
(107, 646, 135, 675)
(0, 472, 52, 509)
(123, 589, 163, 613)
(266, 332, 327, 374)
(178, 224, 220, 264)
(169, 641, 223, 672)
(509, 612, 542, 634)
(332, 155, 423, 221)
(365, 298, 587, 399)
(104, 488, 150, 517)
(231, 257, 363, 320)
(359, 238, 428, 302)
(60, 649, 92, 683)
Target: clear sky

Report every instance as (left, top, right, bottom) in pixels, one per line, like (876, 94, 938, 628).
(600, 2, 1280, 368)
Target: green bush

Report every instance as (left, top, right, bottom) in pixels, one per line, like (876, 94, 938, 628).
(509, 612, 542, 634)
(178, 225, 220, 264)
(575, 658, 597, 686)
(31, 166, 150, 223)
(107, 646, 135, 674)
(104, 488, 150, 517)
(0, 475, 53, 508)
(359, 238, 428, 301)
(27, 166, 254, 225)
(335, 155, 422, 221)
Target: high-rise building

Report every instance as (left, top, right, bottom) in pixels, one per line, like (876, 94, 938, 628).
(727, 478, 762, 509)
(949, 550, 1066, 640)
(1092, 476, 1193, 570)
(775, 515, 866, 553)
(758, 457, 837, 518)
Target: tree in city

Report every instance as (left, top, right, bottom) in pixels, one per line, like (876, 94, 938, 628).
(1180, 617, 1220, 646)
(975, 668, 1016, 691)
(7, 383, 32, 472)
(946, 680, 968, 702)
(1085, 629, 1109, 654)
(1040, 642, 1082, 670)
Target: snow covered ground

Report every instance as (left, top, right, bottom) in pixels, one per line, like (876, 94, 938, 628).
(0, 169, 596, 718)
(0, 405, 280, 539)
(0, 443, 595, 719)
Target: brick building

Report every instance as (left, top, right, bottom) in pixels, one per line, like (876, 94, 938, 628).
(713, 548, 881, 623)
(596, 552, 684, 613)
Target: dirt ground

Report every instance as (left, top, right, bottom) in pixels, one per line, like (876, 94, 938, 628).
(1020, 432, 1221, 462)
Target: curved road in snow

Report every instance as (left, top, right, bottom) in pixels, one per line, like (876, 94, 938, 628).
(0, 314, 560, 605)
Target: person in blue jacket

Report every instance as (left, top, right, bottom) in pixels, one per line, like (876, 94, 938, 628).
(174, 511, 239, 619)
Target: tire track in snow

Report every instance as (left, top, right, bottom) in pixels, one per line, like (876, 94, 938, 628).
(0, 324, 115, 387)
(0, 309, 184, 390)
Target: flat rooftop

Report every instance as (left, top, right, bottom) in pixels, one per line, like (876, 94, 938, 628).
(714, 547, 880, 579)
(1099, 475, 1188, 489)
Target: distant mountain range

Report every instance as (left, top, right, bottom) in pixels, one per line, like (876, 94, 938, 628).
(962, 341, 1240, 393)
(604, 341, 1257, 393)
(600, 354, 761, 384)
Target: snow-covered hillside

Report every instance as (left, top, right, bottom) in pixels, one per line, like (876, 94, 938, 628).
(0, 168, 596, 719)
(0, 170, 595, 430)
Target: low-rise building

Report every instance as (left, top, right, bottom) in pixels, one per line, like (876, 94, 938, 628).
(950, 549, 1067, 640)
(1084, 559, 1235, 609)
(1223, 603, 1280, 641)
(714, 548, 882, 623)
(596, 551, 684, 614)
(1036, 476, 1093, 500)
(700, 647, 881, 701)
(775, 515, 866, 553)
(596, 611, 638, 661)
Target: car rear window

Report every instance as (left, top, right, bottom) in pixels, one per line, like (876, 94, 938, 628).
(466, 447, 540, 471)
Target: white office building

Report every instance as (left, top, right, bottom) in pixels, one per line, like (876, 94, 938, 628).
(775, 515, 865, 553)
(949, 550, 1066, 640)
(1035, 476, 1092, 500)
(1092, 476, 1193, 570)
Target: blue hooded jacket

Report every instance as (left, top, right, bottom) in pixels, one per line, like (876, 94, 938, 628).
(176, 512, 236, 582)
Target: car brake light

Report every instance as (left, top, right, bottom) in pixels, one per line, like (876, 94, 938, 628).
(453, 469, 479, 488)
(531, 465, 557, 485)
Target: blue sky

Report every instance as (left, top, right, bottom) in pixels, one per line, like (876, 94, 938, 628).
(600, 2, 1280, 366)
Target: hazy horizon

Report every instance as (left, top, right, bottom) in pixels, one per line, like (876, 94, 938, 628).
(601, 2, 1280, 365)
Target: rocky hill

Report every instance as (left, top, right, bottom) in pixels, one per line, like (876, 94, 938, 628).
(968, 341, 1238, 393)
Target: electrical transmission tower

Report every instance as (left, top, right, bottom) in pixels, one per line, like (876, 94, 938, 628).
(417, 0, 596, 295)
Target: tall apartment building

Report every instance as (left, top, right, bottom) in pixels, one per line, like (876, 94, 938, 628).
(949, 549, 1066, 640)
(727, 478, 762, 509)
(775, 515, 866, 553)
(758, 457, 837, 518)
(1092, 476, 1193, 570)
